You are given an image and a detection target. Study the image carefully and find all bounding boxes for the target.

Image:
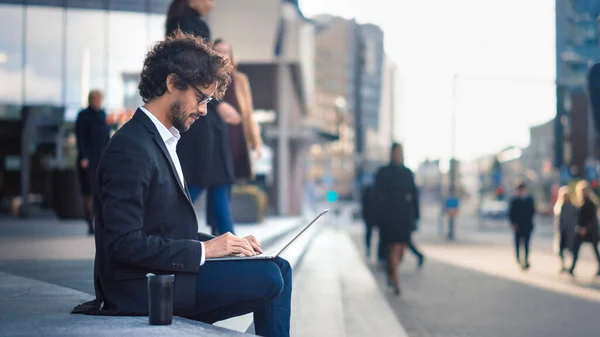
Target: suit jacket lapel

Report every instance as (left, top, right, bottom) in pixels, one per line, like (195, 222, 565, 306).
(133, 109, 193, 205)
(152, 135, 192, 204)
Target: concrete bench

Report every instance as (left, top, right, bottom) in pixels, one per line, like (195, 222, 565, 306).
(0, 272, 252, 337)
(0, 214, 318, 336)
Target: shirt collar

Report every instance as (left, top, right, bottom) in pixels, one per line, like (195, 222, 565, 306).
(139, 106, 180, 143)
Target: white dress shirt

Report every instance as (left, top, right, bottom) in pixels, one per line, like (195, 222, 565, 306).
(139, 106, 205, 266)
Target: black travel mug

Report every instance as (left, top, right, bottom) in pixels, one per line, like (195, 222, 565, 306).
(146, 273, 175, 325)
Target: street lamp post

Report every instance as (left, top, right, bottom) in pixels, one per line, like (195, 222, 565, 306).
(447, 73, 458, 240)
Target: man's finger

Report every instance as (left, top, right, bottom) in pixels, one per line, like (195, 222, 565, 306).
(248, 239, 263, 254)
(242, 239, 257, 254)
(232, 240, 256, 256)
(246, 235, 262, 247)
(232, 245, 255, 257)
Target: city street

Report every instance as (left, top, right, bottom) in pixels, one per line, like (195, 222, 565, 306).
(347, 201, 600, 337)
(3, 202, 600, 337)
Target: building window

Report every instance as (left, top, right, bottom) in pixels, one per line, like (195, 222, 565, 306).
(106, 10, 148, 111)
(65, 8, 107, 115)
(25, 6, 64, 105)
(0, 4, 24, 105)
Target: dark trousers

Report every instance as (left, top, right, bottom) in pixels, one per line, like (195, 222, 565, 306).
(189, 184, 235, 236)
(378, 237, 387, 262)
(570, 236, 600, 272)
(377, 237, 423, 262)
(188, 257, 292, 337)
(365, 222, 374, 253)
(514, 230, 532, 264)
(409, 240, 424, 260)
(365, 223, 389, 261)
(77, 166, 96, 231)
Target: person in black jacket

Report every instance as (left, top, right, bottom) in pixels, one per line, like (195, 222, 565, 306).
(569, 180, 600, 276)
(166, 0, 213, 41)
(361, 184, 377, 257)
(72, 32, 293, 337)
(74, 90, 110, 235)
(166, 0, 239, 236)
(374, 143, 419, 295)
(508, 183, 536, 270)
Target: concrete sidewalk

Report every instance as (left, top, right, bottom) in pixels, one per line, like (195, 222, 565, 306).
(347, 223, 600, 337)
(0, 211, 410, 337)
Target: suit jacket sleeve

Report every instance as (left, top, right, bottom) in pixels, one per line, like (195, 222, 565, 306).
(100, 140, 202, 273)
(197, 233, 215, 242)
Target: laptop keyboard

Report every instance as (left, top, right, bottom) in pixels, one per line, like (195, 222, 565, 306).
(255, 250, 277, 258)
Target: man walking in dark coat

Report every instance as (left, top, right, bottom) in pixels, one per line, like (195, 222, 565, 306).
(509, 182, 536, 270)
(75, 90, 110, 234)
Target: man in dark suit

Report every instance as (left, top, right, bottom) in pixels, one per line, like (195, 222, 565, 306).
(72, 31, 292, 337)
(509, 182, 536, 270)
(74, 90, 110, 234)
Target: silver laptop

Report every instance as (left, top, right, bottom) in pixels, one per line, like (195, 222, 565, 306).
(206, 209, 329, 262)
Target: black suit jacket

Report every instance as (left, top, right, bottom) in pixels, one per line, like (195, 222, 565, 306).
(75, 109, 214, 316)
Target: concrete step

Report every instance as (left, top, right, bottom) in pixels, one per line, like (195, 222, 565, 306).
(0, 271, 253, 337)
(290, 225, 408, 337)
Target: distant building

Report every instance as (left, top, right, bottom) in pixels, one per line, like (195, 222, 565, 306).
(308, 15, 386, 197)
(554, 0, 600, 171)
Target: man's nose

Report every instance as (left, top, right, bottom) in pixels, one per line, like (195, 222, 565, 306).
(198, 104, 208, 116)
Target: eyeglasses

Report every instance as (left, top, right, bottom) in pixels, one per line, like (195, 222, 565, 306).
(188, 82, 217, 107)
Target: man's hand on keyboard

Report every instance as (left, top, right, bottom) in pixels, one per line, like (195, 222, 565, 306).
(244, 235, 264, 254)
(204, 233, 260, 258)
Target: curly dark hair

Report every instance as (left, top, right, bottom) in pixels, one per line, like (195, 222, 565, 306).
(138, 29, 232, 103)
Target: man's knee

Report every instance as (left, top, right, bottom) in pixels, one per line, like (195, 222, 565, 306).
(273, 257, 291, 275)
(259, 261, 286, 300)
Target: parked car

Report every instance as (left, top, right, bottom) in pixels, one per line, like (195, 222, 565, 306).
(479, 199, 509, 218)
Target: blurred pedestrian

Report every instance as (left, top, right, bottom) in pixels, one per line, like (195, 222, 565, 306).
(360, 184, 377, 258)
(374, 143, 418, 295)
(213, 38, 264, 182)
(553, 185, 578, 272)
(569, 180, 600, 276)
(74, 90, 110, 235)
(166, 0, 213, 40)
(166, 0, 237, 236)
(508, 182, 536, 270)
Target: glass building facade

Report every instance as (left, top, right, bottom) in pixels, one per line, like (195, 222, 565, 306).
(0, 0, 172, 121)
(0, 0, 172, 207)
(554, 0, 600, 173)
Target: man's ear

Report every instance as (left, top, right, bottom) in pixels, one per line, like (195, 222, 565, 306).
(165, 73, 177, 94)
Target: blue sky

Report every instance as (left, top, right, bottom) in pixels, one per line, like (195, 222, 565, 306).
(300, 0, 556, 168)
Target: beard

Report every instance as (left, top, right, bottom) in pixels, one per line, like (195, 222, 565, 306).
(169, 99, 198, 133)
